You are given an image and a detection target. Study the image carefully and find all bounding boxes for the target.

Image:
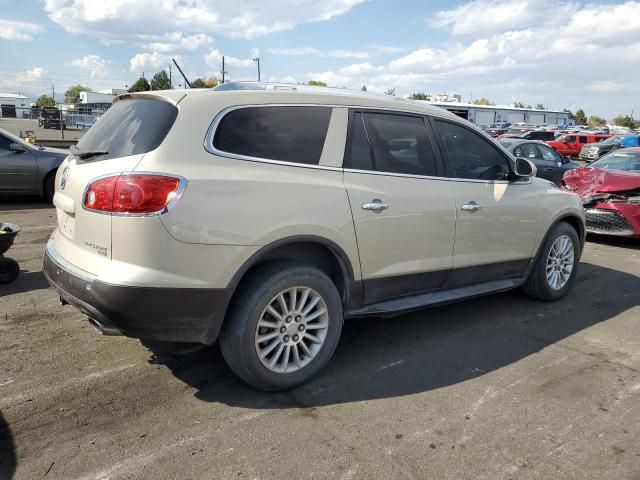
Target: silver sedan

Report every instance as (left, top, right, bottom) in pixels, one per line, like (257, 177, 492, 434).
(0, 127, 68, 202)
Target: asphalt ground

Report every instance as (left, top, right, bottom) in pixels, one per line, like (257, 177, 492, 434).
(0, 118, 85, 142)
(0, 199, 639, 480)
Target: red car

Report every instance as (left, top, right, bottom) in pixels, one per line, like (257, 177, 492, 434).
(563, 148, 640, 238)
(547, 133, 611, 157)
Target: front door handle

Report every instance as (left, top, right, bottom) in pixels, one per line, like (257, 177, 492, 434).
(461, 202, 482, 212)
(361, 199, 389, 212)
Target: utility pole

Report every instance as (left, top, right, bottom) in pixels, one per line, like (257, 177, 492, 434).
(221, 56, 227, 84)
(253, 57, 261, 82)
(51, 84, 55, 102)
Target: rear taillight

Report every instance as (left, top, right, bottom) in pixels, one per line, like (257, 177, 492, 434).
(84, 174, 183, 214)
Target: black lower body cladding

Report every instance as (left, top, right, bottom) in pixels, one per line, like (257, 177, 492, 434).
(43, 248, 232, 344)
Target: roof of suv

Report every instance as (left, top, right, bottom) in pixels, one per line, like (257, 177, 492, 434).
(119, 82, 463, 122)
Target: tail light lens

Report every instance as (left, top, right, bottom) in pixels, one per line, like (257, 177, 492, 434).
(84, 174, 183, 214)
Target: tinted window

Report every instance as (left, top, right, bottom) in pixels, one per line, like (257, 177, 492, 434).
(0, 134, 12, 158)
(361, 113, 437, 176)
(578, 136, 588, 143)
(76, 98, 177, 160)
(345, 113, 373, 170)
(539, 145, 561, 162)
(432, 119, 511, 180)
(514, 143, 541, 160)
(214, 106, 331, 165)
(566, 136, 576, 143)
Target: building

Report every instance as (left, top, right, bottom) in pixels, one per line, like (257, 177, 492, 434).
(78, 91, 116, 114)
(424, 101, 573, 127)
(0, 93, 30, 118)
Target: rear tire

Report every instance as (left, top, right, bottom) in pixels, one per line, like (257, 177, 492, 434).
(43, 172, 56, 203)
(522, 222, 580, 301)
(0, 257, 20, 284)
(220, 263, 343, 391)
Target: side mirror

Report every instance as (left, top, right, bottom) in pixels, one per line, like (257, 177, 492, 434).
(9, 143, 25, 153)
(514, 157, 537, 178)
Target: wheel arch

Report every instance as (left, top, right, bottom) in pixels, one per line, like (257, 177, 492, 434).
(226, 235, 361, 311)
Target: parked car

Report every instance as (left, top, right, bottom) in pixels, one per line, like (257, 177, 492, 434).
(38, 107, 65, 130)
(44, 84, 586, 391)
(0, 127, 68, 201)
(498, 139, 579, 185)
(546, 133, 612, 157)
(579, 135, 640, 162)
(484, 127, 508, 138)
(520, 130, 556, 141)
(564, 149, 640, 238)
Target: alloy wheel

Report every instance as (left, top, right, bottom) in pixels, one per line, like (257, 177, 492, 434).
(545, 234, 575, 290)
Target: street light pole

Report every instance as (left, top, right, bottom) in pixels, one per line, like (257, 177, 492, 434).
(253, 57, 261, 82)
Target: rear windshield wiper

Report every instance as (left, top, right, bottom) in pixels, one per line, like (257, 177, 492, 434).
(70, 145, 108, 159)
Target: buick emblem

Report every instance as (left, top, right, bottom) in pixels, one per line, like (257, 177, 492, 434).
(60, 167, 69, 190)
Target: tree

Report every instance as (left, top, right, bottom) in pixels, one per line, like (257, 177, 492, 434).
(361, 85, 367, 91)
(575, 109, 587, 125)
(408, 92, 429, 100)
(307, 80, 327, 87)
(513, 101, 525, 108)
(526, 105, 533, 109)
(612, 115, 638, 129)
(563, 109, 575, 120)
(472, 98, 494, 105)
(64, 84, 91, 104)
(35, 95, 55, 108)
(384, 87, 396, 96)
(587, 115, 607, 128)
(192, 76, 219, 88)
(128, 77, 151, 93)
(535, 103, 546, 110)
(150, 70, 171, 90)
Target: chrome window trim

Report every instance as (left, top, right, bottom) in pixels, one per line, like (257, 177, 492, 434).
(81, 171, 189, 217)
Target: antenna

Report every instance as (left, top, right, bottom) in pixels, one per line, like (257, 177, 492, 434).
(172, 58, 191, 88)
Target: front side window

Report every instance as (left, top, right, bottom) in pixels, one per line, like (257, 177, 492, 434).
(566, 136, 576, 143)
(432, 119, 511, 180)
(213, 106, 332, 165)
(360, 112, 437, 176)
(344, 113, 374, 171)
(538, 144, 561, 162)
(0, 134, 13, 158)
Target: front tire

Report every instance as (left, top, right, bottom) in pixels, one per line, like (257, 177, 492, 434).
(522, 222, 580, 301)
(220, 263, 343, 391)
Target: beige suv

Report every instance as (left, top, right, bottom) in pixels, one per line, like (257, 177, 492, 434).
(44, 83, 585, 391)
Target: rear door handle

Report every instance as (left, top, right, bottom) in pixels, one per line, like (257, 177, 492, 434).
(461, 202, 481, 212)
(361, 199, 388, 212)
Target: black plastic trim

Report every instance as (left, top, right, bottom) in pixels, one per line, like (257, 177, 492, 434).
(43, 250, 231, 344)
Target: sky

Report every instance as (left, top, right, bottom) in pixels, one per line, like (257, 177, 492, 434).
(0, 0, 638, 119)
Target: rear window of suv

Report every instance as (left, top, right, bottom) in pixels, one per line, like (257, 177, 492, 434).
(213, 106, 332, 165)
(74, 98, 178, 160)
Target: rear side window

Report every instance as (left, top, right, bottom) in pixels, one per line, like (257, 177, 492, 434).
(578, 136, 588, 143)
(345, 113, 374, 171)
(213, 106, 331, 165)
(75, 98, 177, 160)
(360, 112, 437, 176)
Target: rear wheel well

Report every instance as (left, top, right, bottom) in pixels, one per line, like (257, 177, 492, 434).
(228, 241, 351, 312)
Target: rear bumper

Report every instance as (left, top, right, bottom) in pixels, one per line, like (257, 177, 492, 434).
(43, 241, 232, 344)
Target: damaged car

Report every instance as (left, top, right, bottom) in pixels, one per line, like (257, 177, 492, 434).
(563, 148, 640, 238)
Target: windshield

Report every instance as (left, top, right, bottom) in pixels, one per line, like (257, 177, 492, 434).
(590, 152, 640, 172)
(75, 97, 177, 160)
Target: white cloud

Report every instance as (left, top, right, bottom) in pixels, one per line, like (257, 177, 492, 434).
(586, 81, 622, 93)
(71, 54, 109, 78)
(0, 18, 43, 41)
(205, 49, 255, 68)
(143, 32, 213, 52)
(269, 47, 370, 58)
(43, 0, 365, 41)
(129, 51, 175, 73)
(0, 67, 47, 90)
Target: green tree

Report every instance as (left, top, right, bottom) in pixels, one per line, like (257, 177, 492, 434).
(472, 98, 494, 106)
(361, 85, 367, 91)
(35, 95, 55, 108)
(150, 70, 171, 90)
(575, 109, 587, 125)
(535, 103, 546, 110)
(384, 87, 396, 96)
(513, 101, 525, 108)
(128, 77, 151, 93)
(191, 77, 219, 88)
(408, 92, 429, 100)
(563, 109, 575, 120)
(307, 80, 327, 87)
(64, 84, 91, 104)
(587, 115, 607, 128)
(612, 115, 638, 129)
(191, 78, 207, 88)
(526, 105, 533, 109)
